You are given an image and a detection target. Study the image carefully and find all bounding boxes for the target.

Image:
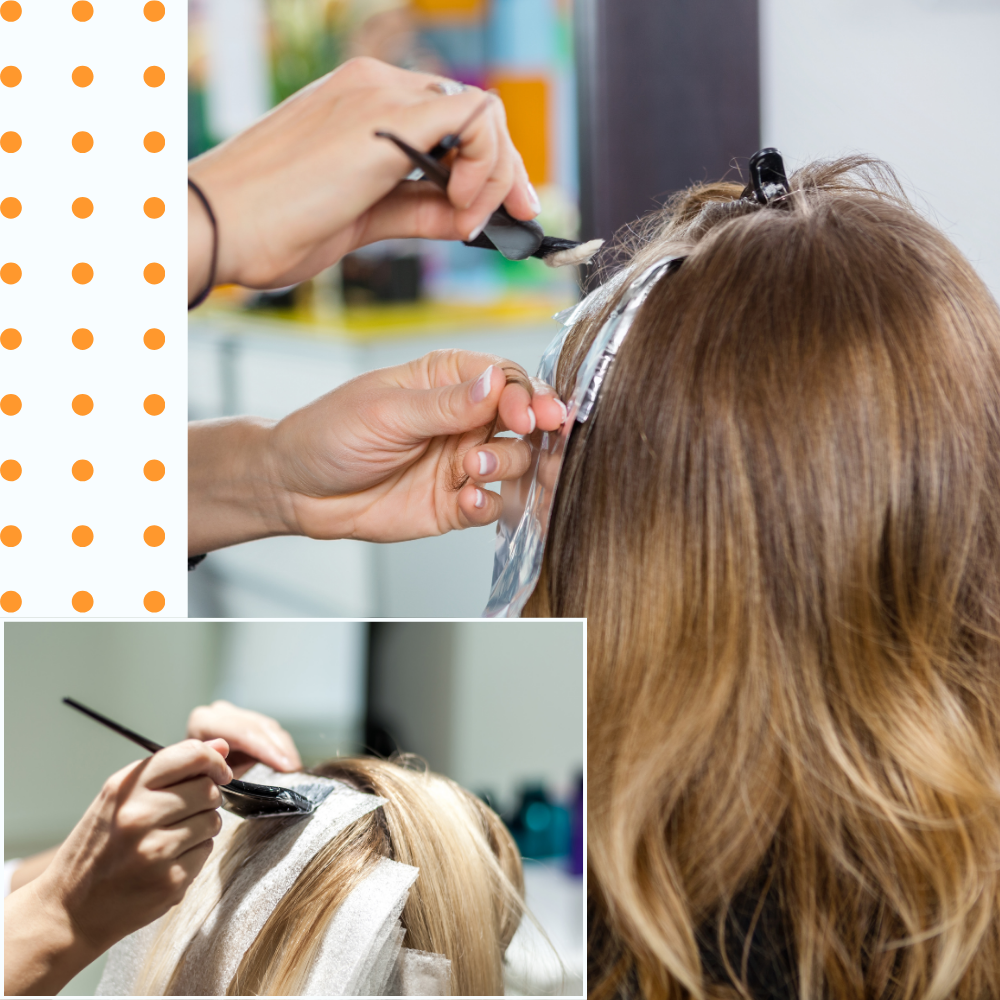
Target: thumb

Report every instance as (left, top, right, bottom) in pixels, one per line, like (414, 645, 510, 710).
(400, 364, 504, 439)
(203, 738, 231, 765)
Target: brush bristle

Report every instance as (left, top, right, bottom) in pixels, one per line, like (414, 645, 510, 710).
(543, 238, 605, 268)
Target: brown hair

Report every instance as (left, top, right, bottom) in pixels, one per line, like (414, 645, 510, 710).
(526, 158, 1000, 998)
(137, 756, 524, 996)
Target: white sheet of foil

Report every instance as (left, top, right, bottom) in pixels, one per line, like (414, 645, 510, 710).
(96, 764, 450, 996)
(483, 256, 683, 618)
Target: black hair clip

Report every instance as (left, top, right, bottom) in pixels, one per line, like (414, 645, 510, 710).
(741, 148, 791, 208)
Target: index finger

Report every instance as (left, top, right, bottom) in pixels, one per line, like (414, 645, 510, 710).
(141, 739, 233, 791)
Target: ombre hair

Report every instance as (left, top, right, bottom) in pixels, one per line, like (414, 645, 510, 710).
(526, 158, 1000, 998)
(134, 756, 525, 996)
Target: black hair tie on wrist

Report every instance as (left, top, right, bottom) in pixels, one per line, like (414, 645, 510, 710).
(188, 177, 218, 310)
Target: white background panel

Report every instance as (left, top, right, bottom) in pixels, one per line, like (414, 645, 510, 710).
(0, 0, 186, 618)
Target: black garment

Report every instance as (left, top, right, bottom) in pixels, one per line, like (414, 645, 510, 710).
(188, 554, 206, 571)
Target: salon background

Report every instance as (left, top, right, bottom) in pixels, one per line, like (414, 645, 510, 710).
(4, 620, 584, 996)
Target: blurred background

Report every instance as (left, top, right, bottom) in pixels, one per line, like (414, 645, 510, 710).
(4, 620, 584, 996)
(187, 0, 1000, 617)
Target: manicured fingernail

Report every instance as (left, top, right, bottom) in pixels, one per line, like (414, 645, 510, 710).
(555, 399, 568, 423)
(471, 365, 493, 403)
(467, 215, 491, 242)
(527, 406, 536, 433)
(475, 488, 486, 509)
(477, 450, 498, 477)
(527, 182, 541, 215)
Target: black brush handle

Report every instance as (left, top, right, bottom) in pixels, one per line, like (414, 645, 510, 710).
(63, 697, 164, 754)
(61, 698, 311, 814)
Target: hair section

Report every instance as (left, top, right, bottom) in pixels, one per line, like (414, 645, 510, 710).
(526, 158, 1000, 999)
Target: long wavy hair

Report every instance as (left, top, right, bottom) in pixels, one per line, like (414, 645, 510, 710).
(133, 756, 524, 996)
(525, 157, 1000, 998)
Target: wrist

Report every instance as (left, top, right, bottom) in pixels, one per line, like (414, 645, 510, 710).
(188, 417, 299, 554)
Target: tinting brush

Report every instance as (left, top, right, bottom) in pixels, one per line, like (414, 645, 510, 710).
(62, 697, 316, 818)
(375, 127, 604, 268)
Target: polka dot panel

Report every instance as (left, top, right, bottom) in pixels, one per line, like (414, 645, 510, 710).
(1, 2, 186, 616)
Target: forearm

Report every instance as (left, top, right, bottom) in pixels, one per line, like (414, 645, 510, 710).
(4, 880, 102, 997)
(10, 847, 61, 893)
(188, 417, 295, 555)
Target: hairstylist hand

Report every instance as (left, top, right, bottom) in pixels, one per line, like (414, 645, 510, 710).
(4, 740, 232, 997)
(189, 350, 565, 555)
(187, 701, 302, 777)
(188, 56, 538, 300)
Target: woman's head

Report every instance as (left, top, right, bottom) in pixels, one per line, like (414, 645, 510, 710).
(137, 756, 524, 996)
(527, 157, 1000, 997)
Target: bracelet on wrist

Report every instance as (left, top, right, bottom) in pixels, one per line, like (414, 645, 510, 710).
(187, 178, 218, 310)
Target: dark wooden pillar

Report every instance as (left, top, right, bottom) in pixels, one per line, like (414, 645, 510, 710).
(575, 0, 760, 250)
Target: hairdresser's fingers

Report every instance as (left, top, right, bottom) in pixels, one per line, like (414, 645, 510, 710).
(167, 838, 215, 895)
(498, 382, 562, 434)
(528, 377, 568, 430)
(462, 436, 533, 484)
(143, 808, 223, 863)
(150, 773, 225, 826)
(452, 112, 519, 238)
(493, 101, 539, 221)
(141, 739, 233, 793)
(456, 482, 502, 526)
(187, 702, 302, 773)
(385, 363, 508, 440)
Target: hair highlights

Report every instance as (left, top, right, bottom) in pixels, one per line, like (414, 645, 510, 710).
(527, 158, 1000, 998)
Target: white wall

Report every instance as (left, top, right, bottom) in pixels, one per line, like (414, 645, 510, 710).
(761, 0, 1000, 296)
(368, 620, 584, 811)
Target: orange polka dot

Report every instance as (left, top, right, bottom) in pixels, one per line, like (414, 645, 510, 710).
(143, 525, 165, 547)
(143, 131, 164, 153)
(143, 590, 165, 613)
(143, 393, 165, 415)
(72, 328, 93, 350)
(71, 131, 93, 153)
(1, 132, 22, 153)
(1, 394, 21, 415)
(0, 591, 21, 613)
(1, 197, 21, 218)
(1, 262, 21, 283)
(143, 262, 164, 284)
(143, 459, 165, 481)
(0, 2, 21, 22)
(143, 197, 164, 219)
(71, 394, 93, 415)
(143, 1, 164, 21)
(71, 459, 93, 481)
(143, 65, 165, 87)
(72, 262, 93, 284)
(143, 328, 165, 350)
(1, 459, 21, 480)
(1, 328, 21, 350)
(71, 524, 93, 547)
(71, 66, 93, 88)
(1, 524, 21, 546)
(72, 591, 94, 613)
(72, 1, 93, 21)
(72, 197, 93, 219)
(1, 66, 21, 88)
